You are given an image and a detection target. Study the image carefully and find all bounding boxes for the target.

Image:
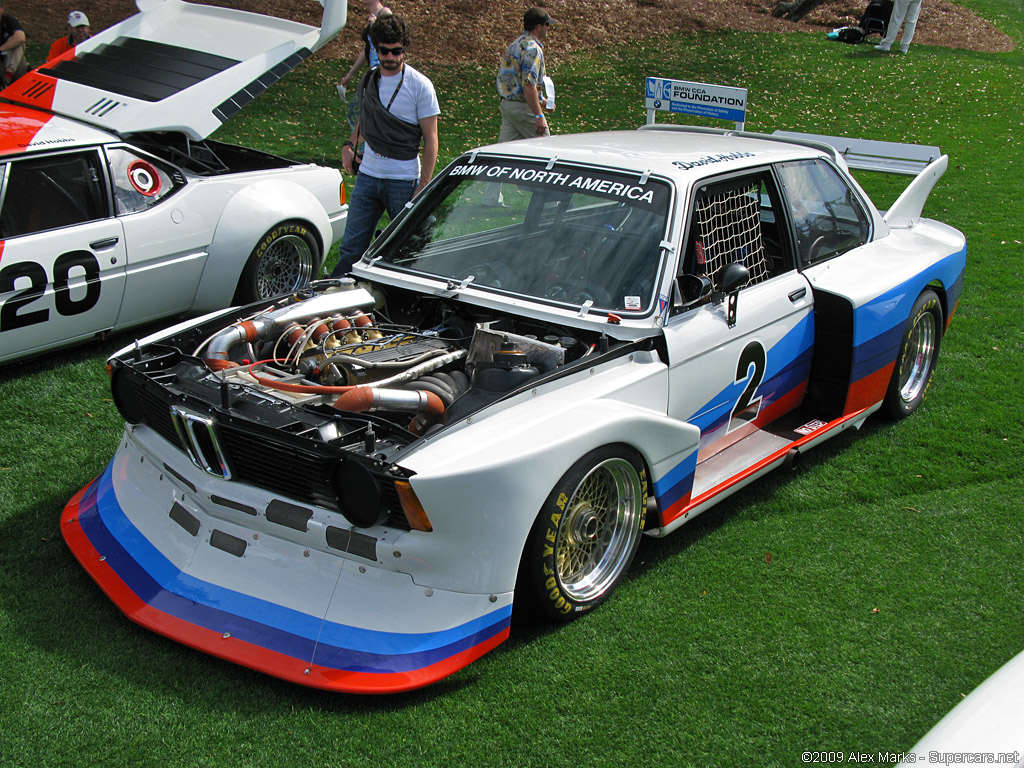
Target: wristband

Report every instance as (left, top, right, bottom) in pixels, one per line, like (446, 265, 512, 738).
(534, 113, 544, 119)
(342, 140, 354, 149)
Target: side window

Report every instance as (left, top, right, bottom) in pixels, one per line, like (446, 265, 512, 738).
(776, 159, 871, 267)
(106, 147, 185, 215)
(0, 151, 109, 239)
(683, 171, 793, 290)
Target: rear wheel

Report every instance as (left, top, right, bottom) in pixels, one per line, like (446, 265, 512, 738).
(521, 446, 647, 621)
(235, 221, 319, 303)
(884, 289, 943, 419)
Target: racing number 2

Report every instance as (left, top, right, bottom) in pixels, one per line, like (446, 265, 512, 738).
(0, 251, 101, 332)
(728, 340, 766, 433)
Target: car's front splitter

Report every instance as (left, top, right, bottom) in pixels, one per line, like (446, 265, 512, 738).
(61, 462, 512, 694)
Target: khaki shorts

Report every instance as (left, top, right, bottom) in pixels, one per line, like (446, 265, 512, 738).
(499, 98, 550, 142)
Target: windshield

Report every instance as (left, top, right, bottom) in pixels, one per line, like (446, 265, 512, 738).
(370, 158, 673, 314)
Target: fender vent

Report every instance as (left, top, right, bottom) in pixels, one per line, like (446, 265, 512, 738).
(169, 502, 200, 537)
(84, 98, 125, 117)
(266, 500, 313, 532)
(326, 527, 378, 561)
(162, 462, 196, 493)
(210, 529, 247, 558)
(211, 495, 257, 516)
(14, 79, 54, 100)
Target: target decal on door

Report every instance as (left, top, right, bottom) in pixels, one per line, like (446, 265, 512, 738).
(127, 160, 162, 196)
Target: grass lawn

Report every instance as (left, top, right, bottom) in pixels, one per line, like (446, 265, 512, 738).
(2, 2, 1022, 765)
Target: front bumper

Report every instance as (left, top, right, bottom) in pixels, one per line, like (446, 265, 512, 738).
(61, 439, 512, 694)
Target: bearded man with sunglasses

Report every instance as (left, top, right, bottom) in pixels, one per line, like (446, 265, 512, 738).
(332, 14, 440, 277)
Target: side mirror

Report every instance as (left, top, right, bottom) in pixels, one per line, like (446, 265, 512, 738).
(673, 274, 713, 309)
(717, 262, 750, 294)
(715, 262, 750, 329)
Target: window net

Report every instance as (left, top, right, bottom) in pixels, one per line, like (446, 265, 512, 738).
(692, 183, 768, 288)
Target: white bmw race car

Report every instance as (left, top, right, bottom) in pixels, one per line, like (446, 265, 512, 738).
(63, 126, 966, 693)
(0, 0, 350, 365)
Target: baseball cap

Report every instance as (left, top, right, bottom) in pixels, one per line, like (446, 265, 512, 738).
(524, 7, 557, 29)
(68, 11, 90, 27)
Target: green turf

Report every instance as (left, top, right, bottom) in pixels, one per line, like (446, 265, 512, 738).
(2, 3, 1023, 765)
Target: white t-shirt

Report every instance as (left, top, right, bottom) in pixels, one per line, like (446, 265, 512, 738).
(360, 64, 440, 180)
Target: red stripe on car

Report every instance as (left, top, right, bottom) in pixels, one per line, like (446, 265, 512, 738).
(0, 103, 55, 157)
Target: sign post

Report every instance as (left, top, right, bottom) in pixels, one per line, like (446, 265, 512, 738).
(644, 77, 748, 131)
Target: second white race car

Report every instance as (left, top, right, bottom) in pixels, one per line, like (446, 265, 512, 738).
(0, 0, 351, 365)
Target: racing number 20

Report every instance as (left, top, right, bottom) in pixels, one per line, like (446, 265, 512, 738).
(0, 251, 101, 332)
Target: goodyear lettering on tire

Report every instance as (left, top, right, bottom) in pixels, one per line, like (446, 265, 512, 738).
(257, 224, 309, 259)
(529, 448, 649, 620)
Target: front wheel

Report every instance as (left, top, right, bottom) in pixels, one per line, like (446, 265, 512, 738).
(884, 289, 943, 419)
(235, 222, 320, 304)
(521, 446, 648, 621)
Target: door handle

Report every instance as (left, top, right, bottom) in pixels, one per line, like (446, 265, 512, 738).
(788, 287, 807, 303)
(90, 236, 120, 250)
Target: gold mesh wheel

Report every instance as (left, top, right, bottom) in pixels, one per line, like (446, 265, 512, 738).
(525, 447, 648, 619)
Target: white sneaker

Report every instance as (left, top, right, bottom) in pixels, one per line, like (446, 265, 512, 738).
(875, 43, 891, 52)
(899, 46, 909, 54)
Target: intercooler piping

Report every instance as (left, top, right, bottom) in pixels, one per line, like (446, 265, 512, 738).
(332, 388, 445, 419)
(199, 287, 376, 366)
(204, 321, 262, 371)
(329, 351, 470, 433)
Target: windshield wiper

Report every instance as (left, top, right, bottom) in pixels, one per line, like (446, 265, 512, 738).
(576, 299, 595, 317)
(438, 274, 475, 296)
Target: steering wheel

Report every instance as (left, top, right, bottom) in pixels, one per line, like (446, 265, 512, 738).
(804, 202, 845, 265)
(821, 199, 846, 236)
(545, 280, 612, 307)
(807, 235, 832, 264)
(461, 262, 516, 290)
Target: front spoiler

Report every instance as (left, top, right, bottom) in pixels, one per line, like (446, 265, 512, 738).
(61, 460, 511, 694)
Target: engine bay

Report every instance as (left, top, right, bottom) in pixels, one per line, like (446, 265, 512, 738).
(111, 279, 631, 462)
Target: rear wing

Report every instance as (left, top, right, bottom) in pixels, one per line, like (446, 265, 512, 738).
(771, 130, 949, 228)
(3, 0, 348, 140)
(770, 130, 941, 176)
(636, 123, 949, 228)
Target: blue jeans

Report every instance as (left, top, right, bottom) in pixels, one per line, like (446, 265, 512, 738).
(331, 173, 417, 277)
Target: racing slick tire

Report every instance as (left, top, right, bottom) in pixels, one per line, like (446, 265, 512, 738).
(235, 221, 320, 303)
(521, 446, 648, 621)
(884, 289, 943, 420)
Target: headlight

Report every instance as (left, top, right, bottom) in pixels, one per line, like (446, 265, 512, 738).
(332, 460, 387, 528)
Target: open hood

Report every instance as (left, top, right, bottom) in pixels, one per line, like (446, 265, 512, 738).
(2, 0, 348, 140)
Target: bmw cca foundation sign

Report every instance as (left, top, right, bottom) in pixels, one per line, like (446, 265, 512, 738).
(645, 77, 747, 126)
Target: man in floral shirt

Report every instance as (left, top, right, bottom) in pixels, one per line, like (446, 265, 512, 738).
(495, 7, 556, 140)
